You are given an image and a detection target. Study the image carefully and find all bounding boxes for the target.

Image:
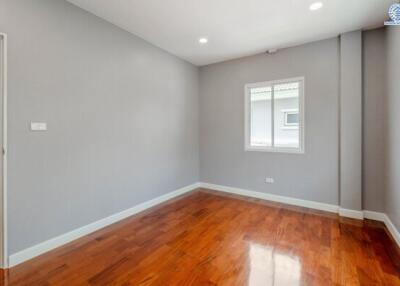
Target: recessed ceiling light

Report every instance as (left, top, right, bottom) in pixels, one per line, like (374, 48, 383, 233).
(199, 38, 208, 44)
(309, 2, 323, 11)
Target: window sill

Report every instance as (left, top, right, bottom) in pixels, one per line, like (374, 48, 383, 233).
(245, 146, 304, 154)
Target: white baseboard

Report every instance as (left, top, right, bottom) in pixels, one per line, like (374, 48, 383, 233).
(339, 208, 364, 220)
(8, 183, 200, 268)
(364, 210, 400, 248)
(199, 182, 400, 249)
(363, 210, 386, 221)
(8, 182, 400, 268)
(199, 182, 339, 214)
(382, 214, 400, 248)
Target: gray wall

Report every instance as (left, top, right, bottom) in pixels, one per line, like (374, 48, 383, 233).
(363, 27, 400, 233)
(384, 26, 400, 230)
(0, 0, 199, 254)
(340, 31, 362, 211)
(199, 38, 340, 205)
(363, 28, 386, 212)
(0, 0, 396, 255)
(199, 29, 392, 214)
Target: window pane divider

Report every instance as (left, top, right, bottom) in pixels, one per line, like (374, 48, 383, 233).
(271, 85, 275, 148)
(245, 76, 304, 154)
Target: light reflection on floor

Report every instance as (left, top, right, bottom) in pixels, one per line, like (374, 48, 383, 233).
(249, 243, 301, 286)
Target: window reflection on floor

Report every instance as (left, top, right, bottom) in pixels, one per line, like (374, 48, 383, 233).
(249, 243, 301, 286)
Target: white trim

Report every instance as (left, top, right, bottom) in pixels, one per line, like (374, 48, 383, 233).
(0, 33, 7, 269)
(7, 182, 400, 268)
(364, 211, 400, 248)
(199, 182, 400, 248)
(382, 214, 400, 247)
(244, 76, 305, 154)
(363, 210, 386, 222)
(199, 182, 339, 213)
(244, 146, 305, 154)
(8, 183, 200, 267)
(338, 208, 364, 220)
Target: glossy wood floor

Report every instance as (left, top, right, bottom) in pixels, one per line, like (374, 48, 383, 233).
(1, 189, 400, 286)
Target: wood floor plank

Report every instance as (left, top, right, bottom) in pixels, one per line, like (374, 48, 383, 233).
(1, 189, 399, 286)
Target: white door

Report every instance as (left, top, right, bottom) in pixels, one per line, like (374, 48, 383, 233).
(0, 33, 7, 268)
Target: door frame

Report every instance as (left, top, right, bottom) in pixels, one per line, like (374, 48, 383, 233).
(0, 32, 8, 269)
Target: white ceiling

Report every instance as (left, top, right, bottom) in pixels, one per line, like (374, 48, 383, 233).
(66, 0, 393, 66)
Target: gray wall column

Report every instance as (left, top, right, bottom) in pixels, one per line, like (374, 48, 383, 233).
(384, 26, 400, 231)
(340, 31, 362, 211)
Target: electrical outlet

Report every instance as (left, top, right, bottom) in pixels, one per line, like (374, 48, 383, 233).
(265, 177, 274, 184)
(31, 122, 47, 131)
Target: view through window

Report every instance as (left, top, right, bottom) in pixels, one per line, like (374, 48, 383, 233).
(245, 78, 304, 153)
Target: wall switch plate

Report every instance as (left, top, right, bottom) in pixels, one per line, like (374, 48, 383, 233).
(31, 122, 47, 131)
(265, 177, 274, 184)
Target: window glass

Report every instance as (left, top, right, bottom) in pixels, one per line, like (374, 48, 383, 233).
(250, 87, 272, 147)
(274, 82, 300, 148)
(245, 78, 304, 153)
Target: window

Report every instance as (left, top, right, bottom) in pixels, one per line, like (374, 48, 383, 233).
(245, 77, 304, 153)
(283, 110, 299, 127)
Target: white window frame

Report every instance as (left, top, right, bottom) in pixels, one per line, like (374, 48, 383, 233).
(0, 33, 7, 268)
(244, 77, 305, 154)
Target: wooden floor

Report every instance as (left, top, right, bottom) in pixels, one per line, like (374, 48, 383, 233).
(1, 189, 400, 286)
